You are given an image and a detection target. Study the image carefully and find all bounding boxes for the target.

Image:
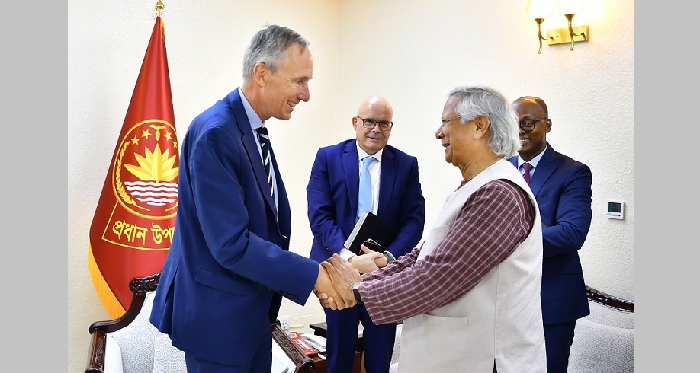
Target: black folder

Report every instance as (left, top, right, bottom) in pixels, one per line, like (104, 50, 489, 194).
(343, 212, 396, 255)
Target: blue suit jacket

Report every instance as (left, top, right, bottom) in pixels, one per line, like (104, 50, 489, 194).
(509, 144, 592, 324)
(150, 89, 319, 366)
(307, 139, 425, 263)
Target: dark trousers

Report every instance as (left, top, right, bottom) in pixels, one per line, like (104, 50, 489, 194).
(184, 328, 272, 373)
(324, 303, 397, 373)
(544, 320, 577, 373)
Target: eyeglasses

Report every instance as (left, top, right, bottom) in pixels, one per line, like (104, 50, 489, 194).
(357, 116, 393, 130)
(441, 116, 461, 126)
(518, 118, 547, 132)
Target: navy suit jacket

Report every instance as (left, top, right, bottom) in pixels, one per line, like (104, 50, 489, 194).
(509, 144, 592, 324)
(307, 140, 425, 263)
(150, 89, 319, 366)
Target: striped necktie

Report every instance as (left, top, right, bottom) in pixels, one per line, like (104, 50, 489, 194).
(256, 127, 274, 198)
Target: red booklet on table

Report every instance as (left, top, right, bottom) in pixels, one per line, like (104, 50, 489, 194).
(287, 331, 318, 356)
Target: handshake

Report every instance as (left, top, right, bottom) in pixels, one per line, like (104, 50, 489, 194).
(313, 245, 386, 310)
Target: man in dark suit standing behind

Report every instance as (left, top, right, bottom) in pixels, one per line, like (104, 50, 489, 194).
(509, 96, 593, 373)
(307, 95, 425, 372)
(149, 25, 346, 373)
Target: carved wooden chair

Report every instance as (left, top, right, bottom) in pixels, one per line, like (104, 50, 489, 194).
(85, 272, 315, 373)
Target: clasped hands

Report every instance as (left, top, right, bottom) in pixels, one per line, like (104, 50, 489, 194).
(313, 246, 384, 310)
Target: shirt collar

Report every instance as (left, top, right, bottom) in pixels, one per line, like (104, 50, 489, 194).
(356, 143, 384, 162)
(239, 88, 264, 131)
(518, 144, 548, 169)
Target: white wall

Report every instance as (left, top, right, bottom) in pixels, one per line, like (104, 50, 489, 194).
(68, 0, 633, 371)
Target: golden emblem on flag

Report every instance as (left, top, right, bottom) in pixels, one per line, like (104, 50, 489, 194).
(113, 119, 179, 215)
(102, 119, 179, 250)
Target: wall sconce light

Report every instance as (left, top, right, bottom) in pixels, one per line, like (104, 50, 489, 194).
(526, 0, 589, 53)
(526, 0, 552, 54)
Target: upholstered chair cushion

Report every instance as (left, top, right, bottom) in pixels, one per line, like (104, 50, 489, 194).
(109, 292, 158, 373)
(568, 301, 634, 373)
(104, 335, 124, 373)
(151, 331, 187, 373)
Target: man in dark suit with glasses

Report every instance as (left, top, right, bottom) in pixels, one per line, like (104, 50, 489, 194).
(508, 96, 593, 373)
(307, 95, 425, 373)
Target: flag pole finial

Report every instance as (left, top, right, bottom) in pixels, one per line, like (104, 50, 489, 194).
(155, 1, 165, 17)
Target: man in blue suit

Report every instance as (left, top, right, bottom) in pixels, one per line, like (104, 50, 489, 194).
(509, 96, 592, 373)
(149, 25, 347, 373)
(307, 95, 426, 373)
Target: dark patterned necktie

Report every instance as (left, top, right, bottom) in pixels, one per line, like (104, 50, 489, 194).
(256, 127, 274, 198)
(522, 162, 533, 185)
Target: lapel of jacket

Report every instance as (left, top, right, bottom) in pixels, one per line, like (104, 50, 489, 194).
(529, 144, 557, 197)
(377, 146, 396, 216)
(508, 156, 518, 169)
(343, 141, 360, 217)
(229, 89, 278, 220)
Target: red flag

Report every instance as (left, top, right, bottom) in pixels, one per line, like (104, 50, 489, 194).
(88, 15, 178, 318)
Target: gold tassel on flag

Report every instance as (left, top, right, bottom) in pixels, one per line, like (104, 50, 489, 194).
(88, 1, 178, 319)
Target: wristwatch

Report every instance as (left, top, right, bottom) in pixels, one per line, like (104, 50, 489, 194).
(352, 282, 363, 303)
(382, 251, 395, 264)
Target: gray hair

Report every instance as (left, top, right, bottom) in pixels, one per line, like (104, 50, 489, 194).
(242, 24, 311, 82)
(447, 86, 520, 158)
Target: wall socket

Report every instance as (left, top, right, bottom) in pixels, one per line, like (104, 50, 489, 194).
(279, 315, 290, 330)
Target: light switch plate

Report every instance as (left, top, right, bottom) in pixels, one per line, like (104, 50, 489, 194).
(279, 316, 290, 330)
